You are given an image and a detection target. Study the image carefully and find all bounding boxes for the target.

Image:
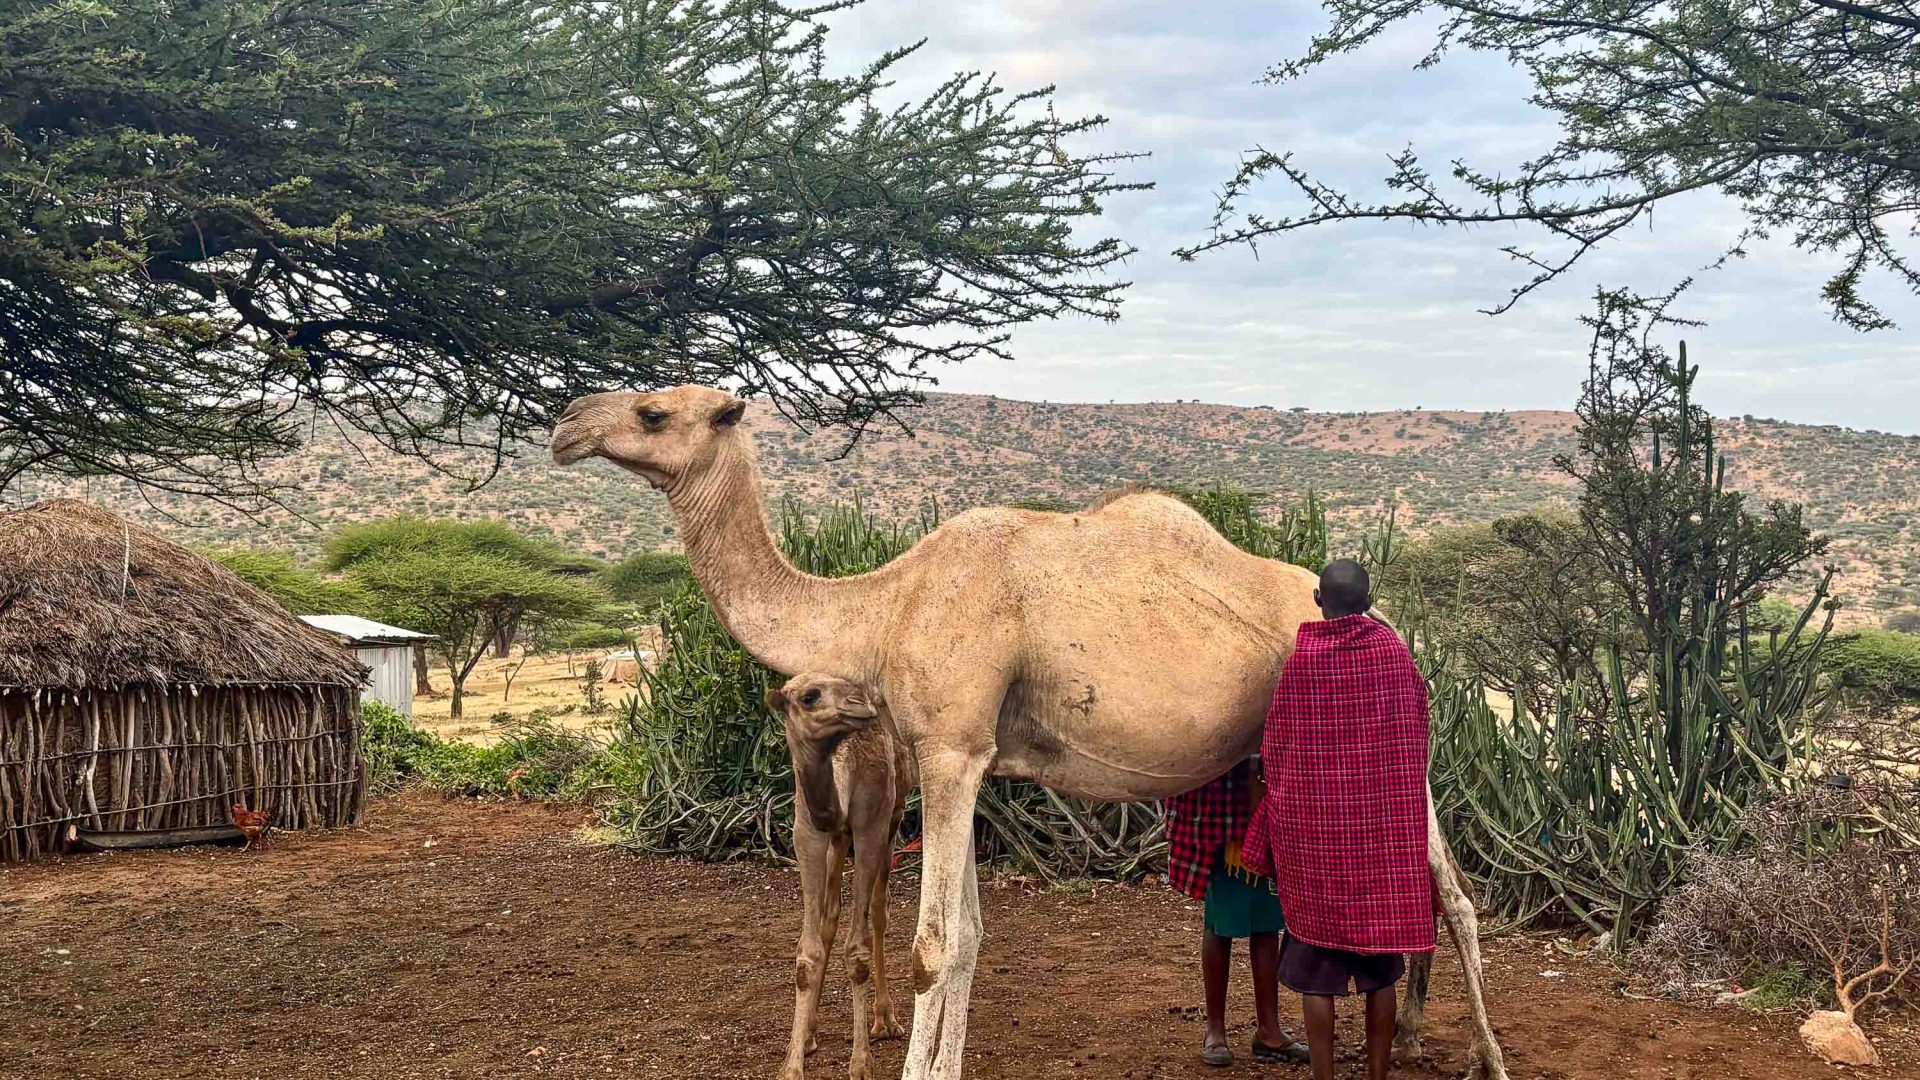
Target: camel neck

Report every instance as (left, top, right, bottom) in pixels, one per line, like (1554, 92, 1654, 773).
(665, 438, 879, 678)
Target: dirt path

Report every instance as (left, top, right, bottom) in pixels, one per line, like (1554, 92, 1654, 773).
(2, 795, 1914, 1079)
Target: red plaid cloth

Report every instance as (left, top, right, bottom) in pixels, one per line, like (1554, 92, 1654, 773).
(1242, 614, 1435, 954)
(1162, 759, 1252, 901)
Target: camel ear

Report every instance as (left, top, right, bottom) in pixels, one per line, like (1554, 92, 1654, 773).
(713, 399, 747, 428)
(839, 694, 878, 720)
(763, 687, 786, 713)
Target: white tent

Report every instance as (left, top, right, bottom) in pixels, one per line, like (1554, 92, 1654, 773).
(299, 615, 434, 717)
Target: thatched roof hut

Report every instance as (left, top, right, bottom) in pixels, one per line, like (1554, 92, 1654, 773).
(0, 500, 367, 862)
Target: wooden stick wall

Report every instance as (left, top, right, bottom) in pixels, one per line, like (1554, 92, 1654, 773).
(0, 685, 364, 862)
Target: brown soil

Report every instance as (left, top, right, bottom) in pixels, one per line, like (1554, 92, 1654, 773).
(3, 794, 1915, 1079)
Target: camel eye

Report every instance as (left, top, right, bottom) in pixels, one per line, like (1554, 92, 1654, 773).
(800, 689, 821, 707)
(638, 408, 667, 428)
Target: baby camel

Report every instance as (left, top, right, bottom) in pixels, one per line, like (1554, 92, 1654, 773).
(767, 673, 918, 1080)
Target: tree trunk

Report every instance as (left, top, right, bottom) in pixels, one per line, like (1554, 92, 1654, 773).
(450, 677, 464, 720)
(492, 611, 521, 659)
(413, 646, 434, 695)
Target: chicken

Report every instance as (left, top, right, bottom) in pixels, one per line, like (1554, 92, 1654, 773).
(230, 803, 272, 849)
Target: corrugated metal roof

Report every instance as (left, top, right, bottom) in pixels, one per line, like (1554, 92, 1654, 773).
(298, 614, 435, 644)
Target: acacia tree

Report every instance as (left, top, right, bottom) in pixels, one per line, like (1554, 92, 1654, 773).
(1181, 0, 1920, 328)
(350, 548, 602, 719)
(0, 0, 1144, 496)
(325, 517, 604, 713)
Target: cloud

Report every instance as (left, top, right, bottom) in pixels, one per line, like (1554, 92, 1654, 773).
(818, 0, 1916, 432)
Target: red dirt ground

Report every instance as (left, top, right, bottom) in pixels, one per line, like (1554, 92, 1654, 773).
(2, 793, 1915, 1079)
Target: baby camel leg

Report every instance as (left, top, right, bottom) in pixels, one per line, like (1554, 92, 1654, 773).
(782, 822, 848, 1080)
(901, 745, 991, 1080)
(867, 814, 906, 1040)
(844, 809, 894, 1080)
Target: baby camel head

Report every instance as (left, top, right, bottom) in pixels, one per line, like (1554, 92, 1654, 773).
(765, 673, 878, 750)
(549, 385, 747, 489)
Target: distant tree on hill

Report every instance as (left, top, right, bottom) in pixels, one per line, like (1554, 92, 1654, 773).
(1, 0, 1144, 498)
(603, 552, 693, 617)
(1184, 0, 1920, 329)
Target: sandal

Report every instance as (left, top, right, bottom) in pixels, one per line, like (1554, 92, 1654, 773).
(1252, 1037, 1311, 1065)
(1202, 1038, 1233, 1067)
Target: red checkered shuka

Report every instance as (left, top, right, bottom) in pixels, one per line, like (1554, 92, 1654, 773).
(1241, 614, 1436, 954)
(1162, 759, 1252, 901)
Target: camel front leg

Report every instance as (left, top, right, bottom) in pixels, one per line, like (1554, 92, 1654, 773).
(902, 745, 991, 1080)
(783, 821, 848, 1080)
(1421, 786, 1509, 1080)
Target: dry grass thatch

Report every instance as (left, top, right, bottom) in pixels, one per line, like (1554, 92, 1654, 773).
(0, 499, 361, 689)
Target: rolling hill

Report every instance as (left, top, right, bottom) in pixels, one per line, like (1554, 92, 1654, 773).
(15, 394, 1920, 624)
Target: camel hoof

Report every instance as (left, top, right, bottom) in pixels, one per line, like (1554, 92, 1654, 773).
(849, 1059, 873, 1080)
(1390, 1037, 1423, 1064)
(870, 1009, 906, 1040)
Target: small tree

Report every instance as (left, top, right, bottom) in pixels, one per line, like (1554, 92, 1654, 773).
(1558, 291, 1830, 778)
(351, 549, 601, 719)
(603, 552, 694, 617)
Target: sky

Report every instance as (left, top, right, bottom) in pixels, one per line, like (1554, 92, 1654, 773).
(815, 0, 1920, 433)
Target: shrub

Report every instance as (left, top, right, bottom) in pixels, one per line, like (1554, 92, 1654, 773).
(360, 701, 608, 799)
(1823, 628, 1920, 702)
(1883, 610, 1920, 635)
(1638, 786, 1919, 1021)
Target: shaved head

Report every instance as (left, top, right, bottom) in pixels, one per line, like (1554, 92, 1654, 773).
(1315, 559, 1372, 618)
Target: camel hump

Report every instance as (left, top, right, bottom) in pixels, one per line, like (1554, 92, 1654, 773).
(1083, 482, 1166, 512)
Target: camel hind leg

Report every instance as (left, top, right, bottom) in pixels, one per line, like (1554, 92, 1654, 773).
(1413, 785, 1508, 1080)
(868, 807, 906, 1040)
(845, 805, 894, 1080)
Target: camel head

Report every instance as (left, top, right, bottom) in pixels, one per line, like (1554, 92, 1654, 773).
(765, 672, 878, 751)
(767, 673, 880, 835)
(549, 385, 747, 489)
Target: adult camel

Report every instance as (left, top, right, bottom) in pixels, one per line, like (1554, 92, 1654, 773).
(551, 385, 1508, 1080)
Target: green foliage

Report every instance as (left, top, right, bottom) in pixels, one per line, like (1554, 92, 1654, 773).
(208, 547, 374, 616)
(1383, 512, 1618, 725)
(603, 552, 693, 615)
(360, 700, 606, 799)
(324, 517, 564, 574)
(551, 625, 633, 654)
(1186, 0, 1920, 328)
(0, 0, 1142, 496)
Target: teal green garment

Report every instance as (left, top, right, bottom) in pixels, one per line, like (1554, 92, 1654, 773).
(1202, 842, 1286, 939)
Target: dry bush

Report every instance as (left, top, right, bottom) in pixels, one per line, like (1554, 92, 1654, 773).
(1639, 781, 1920, 1017)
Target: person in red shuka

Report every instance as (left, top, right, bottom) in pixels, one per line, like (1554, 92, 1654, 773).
(1164, 761, 1310, 1068)
(1242, 558, 1435, 1080)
